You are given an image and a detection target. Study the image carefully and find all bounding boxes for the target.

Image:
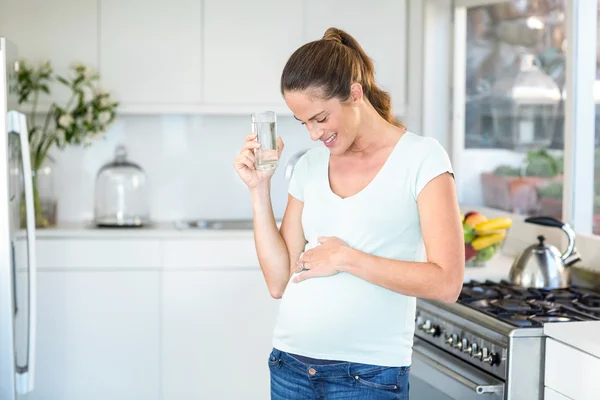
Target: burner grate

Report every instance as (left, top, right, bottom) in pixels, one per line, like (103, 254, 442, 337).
(458, 280, 600, 327)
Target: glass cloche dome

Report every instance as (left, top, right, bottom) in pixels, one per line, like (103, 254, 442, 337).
(94, 145, 150, 227)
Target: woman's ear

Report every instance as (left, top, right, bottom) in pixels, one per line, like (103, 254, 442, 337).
(349, 82, 364, 106)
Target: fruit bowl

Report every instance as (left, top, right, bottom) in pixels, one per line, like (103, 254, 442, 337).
(462, 211, 512, 268)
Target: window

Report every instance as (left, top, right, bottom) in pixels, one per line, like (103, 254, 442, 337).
(462, 1, 566, 219)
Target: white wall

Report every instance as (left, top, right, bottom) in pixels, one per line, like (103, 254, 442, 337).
(48, 115, 320, 223)
(50, 109, 423, 224)
(37, 0, 426, 225)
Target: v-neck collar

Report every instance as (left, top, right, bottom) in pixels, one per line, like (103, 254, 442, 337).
(325, 132, 411, 201)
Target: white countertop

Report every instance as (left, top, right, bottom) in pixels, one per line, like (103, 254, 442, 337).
(463, 253, 515, 283)
(544, 321, 600, 359)
(33, 221, 517, 282)
(32, 221, 260, 239)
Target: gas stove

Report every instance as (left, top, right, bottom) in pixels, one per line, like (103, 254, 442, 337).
(412, 279, 600, 400)
(460, 280, 600, 327)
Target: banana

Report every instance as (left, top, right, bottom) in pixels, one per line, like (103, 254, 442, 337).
(471, 232, 506, 251)
(474, 217, 512, 234)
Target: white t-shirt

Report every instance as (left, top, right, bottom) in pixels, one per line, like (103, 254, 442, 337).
(271, 131, 454, 367)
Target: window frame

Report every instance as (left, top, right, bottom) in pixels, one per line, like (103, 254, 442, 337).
(444, 0, 598, 235)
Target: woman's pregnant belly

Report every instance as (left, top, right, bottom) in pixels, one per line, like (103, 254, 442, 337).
(272, 271, 415, 357)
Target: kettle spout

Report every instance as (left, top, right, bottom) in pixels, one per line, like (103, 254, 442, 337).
(563, 252, 581, 267)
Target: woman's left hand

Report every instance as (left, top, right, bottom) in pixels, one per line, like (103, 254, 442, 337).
(293, 236, 350, 283)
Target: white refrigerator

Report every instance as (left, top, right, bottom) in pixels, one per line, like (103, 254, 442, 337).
(0, 36, 38, 400)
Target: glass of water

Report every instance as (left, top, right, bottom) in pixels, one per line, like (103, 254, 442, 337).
(251, 111, 278, 170)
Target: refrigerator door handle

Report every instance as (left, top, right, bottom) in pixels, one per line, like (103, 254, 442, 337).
(8, 110, 37, 394)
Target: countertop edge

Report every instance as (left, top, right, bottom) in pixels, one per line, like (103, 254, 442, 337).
(544, 321, 600, 359)
(29, 221, 261, 239)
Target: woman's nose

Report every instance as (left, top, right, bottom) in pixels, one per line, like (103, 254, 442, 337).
(307, 124, 323, 141)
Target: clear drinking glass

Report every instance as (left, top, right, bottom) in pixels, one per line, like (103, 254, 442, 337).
(251, 111, 278, 170)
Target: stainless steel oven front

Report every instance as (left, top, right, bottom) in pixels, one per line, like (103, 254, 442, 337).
(409, 338, 505, 400)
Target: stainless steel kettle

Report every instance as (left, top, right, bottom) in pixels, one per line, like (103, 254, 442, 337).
(509, 216, 581, 289)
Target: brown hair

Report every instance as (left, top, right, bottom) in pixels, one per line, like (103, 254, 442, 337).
(281, 27, 405, 129)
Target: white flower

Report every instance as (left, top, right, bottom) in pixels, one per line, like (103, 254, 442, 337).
(58, 114, 74, 128)
(55, 129, 65, 146)
(98, 111, 111, 124)
(83, 66, 94, 80)
(100, 97, 111, 107)
(71, 62, 85, 72)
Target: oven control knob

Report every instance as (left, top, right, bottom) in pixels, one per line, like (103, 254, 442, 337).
(483, 352, 500, 366)
(452, 340, 463, 350)
(471, 343, 482, 360)
(463, 346, 473, 355)
(416, 316, 424, 327)
(461, 338, 469, 351)
(420, 320, 431, 331)
(426, 325, 441, 337)
(444, 334, 454, 346)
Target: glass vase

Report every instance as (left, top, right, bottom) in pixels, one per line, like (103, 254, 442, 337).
(30, 164, 58, 228)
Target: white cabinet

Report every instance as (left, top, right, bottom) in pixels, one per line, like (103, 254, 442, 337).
(1, 1, 409, 116)
(34, 238, 162, 269)
(162, 269, 280, 400)
(30, 271, 160, 400)
(545, 337, 600, 400)
(202, 0, 304, 114)
(304, 0, 407, 115)
(0, 0, 98, 107)
(545, 387, 573, 400)
(99, 0, 203, 113)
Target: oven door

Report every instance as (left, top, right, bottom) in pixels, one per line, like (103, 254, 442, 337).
(410, 338, 505, 400)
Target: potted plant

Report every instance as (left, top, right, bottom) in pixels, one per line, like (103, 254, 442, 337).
(16, 60, 119, 227)
(480, 148, 562, 214)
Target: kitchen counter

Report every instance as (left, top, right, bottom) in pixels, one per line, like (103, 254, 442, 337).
(544, 321, 600, 359)
(31, 220, 261, 239)
(31, 222, 517, 282)
(463, 253, 515, 283)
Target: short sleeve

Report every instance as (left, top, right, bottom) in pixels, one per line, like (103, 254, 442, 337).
(288, 152, 310, 202)
(413, 138, 454, 199)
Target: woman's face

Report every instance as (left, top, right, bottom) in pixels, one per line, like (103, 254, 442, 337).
(284, 89, 361, 155)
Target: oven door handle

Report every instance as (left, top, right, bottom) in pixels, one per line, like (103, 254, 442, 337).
(413, 341, 503, 395)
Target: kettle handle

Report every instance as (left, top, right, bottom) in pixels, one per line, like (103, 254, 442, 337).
(524, 216, 564, 229)
(524, 216, 578, 264)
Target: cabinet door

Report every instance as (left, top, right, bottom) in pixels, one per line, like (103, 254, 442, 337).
(0, 0, 98, 108)
(30, 271, 160, 400)
(545, 387, 573, 400)
(99, 0, 203, 112)
(202, 0, 304, 113)
(162, 269, 280, 400)
(304, 0, 407, 115)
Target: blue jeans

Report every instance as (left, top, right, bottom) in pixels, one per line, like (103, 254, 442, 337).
(268, 348, 410, 400)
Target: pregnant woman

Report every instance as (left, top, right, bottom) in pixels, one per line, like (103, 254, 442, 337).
(233, 27, 464, 400)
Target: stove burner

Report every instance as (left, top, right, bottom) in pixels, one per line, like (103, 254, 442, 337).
(494, 299, 541, 313)
(578, 296, 600, 308)
(459, 280, 600, 327)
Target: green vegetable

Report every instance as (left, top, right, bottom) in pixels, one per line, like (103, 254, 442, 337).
(525, 148, 561, 178)
(538, 182, 563, 199)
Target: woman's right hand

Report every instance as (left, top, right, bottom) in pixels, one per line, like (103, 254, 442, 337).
(234, 133, 284, 189)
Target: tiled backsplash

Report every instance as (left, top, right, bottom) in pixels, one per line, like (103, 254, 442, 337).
(48, 114, 318, 223)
